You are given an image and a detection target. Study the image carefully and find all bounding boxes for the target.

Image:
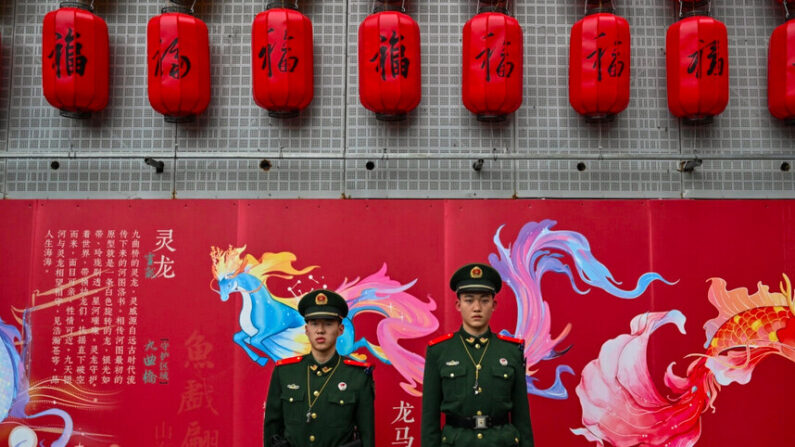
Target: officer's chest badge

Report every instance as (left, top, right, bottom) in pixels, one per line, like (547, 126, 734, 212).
(287, 384, 300, 390)
(338, 382, 347, 391)
(445, 360, 460, 366)
(499, 358, 508, 366)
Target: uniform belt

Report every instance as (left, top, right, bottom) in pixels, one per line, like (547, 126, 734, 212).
(444, 413, 510, 430)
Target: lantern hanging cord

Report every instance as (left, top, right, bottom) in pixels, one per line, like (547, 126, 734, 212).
(585, 0, 615, 15)
(678, 0, 711, 18)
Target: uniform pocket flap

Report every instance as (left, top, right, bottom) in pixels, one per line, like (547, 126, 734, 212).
(440, 365, 466, 379)
(280, 388, 306, 402)
(328, 389, 357, 406)
(491, 365, 514, 380)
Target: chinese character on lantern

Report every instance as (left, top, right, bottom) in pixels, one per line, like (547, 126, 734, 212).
(462, 1, 523, 122)
(358, 1, 421, 121)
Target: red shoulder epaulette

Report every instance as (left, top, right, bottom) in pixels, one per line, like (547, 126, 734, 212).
(276, 355, 303, 366)
(497, 334, 524, 344)
(344, 359, 373, 368)
(428, 333, 455, 346)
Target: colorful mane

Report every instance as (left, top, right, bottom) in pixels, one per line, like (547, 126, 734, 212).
(211, 246, 438, 395)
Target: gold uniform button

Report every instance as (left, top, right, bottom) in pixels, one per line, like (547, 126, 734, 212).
(503, 374, 508, 378)
(288, 398, 294, 402)
(339, 400, 345, 404)
(476, 364, 482, 370)
(316, 371, 322, 376)
(309, 435, 315, 442)
(475, 344, 481, 349)
(311, 412, 317, 419)
(442, 437, 447, 442)
(514, 437, 520, 444)
(313, 390, 319, 397)
(477, 433, 483, 440)
(476, 410, 482, 416)
(449, 373, 455, 378)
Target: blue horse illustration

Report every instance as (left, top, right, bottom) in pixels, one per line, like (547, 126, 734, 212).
(212, 247, 391, 366)
(1, 313, 73, 447)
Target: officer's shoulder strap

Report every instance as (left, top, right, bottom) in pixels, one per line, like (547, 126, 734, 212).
(276, 355, 303, 366)
(496, 333, 524, 345)
(428, 332, 455, 346)
(343, 358, 373, 368)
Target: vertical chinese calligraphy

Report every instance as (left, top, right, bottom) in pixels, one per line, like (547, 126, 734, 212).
(586, 32, 625, 82)
(152, 38, 192, 79)
(475, 32, 514, 82)
(391, 400, 416, 447)
(258, 28, 299, 78)
(43, 229, 141, 387)
(370, 30, 411, 81)
(142, 338, 170, 384)
(47, 28, 87, 79)
(146, 230, 176, 279)
(687, 39, 725, 78)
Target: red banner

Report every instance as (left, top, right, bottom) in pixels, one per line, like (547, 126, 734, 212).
(1, 200, 794, 447)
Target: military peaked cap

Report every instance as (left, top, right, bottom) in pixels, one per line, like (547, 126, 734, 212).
(299, 289, 349, 320)
(449, 263, 502, 295)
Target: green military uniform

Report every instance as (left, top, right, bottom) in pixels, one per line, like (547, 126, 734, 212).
(421, 264, 534, 447)
(263, 290, 375, 447)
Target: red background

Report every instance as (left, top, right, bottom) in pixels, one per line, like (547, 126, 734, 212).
(1, 200, 794, 446)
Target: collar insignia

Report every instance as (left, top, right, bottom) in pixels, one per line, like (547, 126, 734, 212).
(287, 384, 299, 390)
(445, 360, 460, 366)
(466, 337, 475, 344)
(321, 366, 332, 374)
(479, 337, 489, 344)
(310, 364, 318, 371)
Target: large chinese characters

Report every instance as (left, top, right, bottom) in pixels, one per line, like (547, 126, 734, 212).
(358, 5, 421, 121)
(462, 10, 523, 122)
(569, 3, 631, 121)
(147, 10, 211, 122)
(252, 3, 314, 119)
(666, 1, 729, 123)
(42, 5, 109, 119)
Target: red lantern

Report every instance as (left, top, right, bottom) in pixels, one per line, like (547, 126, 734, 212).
(569, 1, 631, 121)
(147, 6, 211, 122)
(251, 1, 314, 118)
(358, 1, 421, 121)
(462, 1, 523, 122)
(42, 2, 109, 119)
(768, 2, 795, 121)
(665, 1, 729, 123)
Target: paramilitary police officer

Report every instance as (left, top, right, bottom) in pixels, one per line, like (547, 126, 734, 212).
(263, 290, 375, 447)
(421, 263, 534, 447)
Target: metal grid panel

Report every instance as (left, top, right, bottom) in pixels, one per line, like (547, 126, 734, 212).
(0, 0, 793, 198)
(4, 159, 174, 198)
(516, 160, 681, 198)
(681, 1, 795, 155)
(516, 2, 680, 155)
(175, 159, 343, 198)
(683, 160, 795, 198)
(345, 159, 515, 198)
(346, 0, 515, 157)
(5, 1, 173, 198)
(178, 0, 347, 156)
